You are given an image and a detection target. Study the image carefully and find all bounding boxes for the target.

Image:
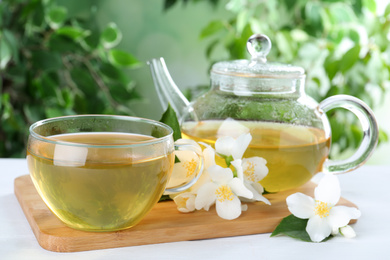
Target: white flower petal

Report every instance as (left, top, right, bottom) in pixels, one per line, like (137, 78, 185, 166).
(186, 195, 196, 211)
(203, 146, 216, 169)
(327, 206, 361, 230)
(208, 165, 233, 184)
(314, 174, 340, 205)
(340, 225, 357, 238)
(251, 181, 265, 194)
(173, 192, 196, 213)
(306, 215, 332, 242)
(243, 182, 271, 205)
(174, 150, 196, 163)
(174, 139, 202, 155)
(242, 157, 269, 182)
(217, 118, 250, 138)
(195, 182, 217, 211)
(229, 178, 253, 199)
(215, 136, 235, 157)
(232, 133, 252, 160)
(187, 169, 211, 193)
(215, 196, 242, 220)
(286, 193, 315, 219)
(166, 164, 188, 188)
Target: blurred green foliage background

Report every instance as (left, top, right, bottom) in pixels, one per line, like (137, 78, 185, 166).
(1, 0, 389, 161)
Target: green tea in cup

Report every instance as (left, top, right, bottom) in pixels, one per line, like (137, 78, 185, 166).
(27, 115, 203, 232)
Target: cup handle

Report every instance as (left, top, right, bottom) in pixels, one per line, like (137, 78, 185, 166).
(165, 139, 204, 193)
(319, 94, 379, 174)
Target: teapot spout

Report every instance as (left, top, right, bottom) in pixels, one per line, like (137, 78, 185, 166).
(148, 58, 190, 120)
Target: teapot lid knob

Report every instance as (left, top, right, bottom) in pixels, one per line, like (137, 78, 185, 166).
(246, 34, 271, 63)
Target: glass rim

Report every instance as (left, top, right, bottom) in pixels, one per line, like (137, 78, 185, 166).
(29, 114, 174, 148)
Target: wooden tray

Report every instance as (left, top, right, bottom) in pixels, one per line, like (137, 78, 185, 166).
(14, 175, 357, 252)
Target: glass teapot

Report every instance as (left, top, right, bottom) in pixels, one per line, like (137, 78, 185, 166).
(148, 34, 378, 192)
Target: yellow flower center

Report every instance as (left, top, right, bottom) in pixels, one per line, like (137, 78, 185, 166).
(314, 200, 332, 218)
(215, 185, 234, 202)
(244, 162, 256, 182)
(183, 159, 197, 177)
(177, 197, 189, 209)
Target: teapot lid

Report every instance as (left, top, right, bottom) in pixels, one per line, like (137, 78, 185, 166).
(211, 34, 305, 78)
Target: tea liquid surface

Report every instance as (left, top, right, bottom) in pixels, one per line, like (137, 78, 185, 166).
(182, 120, 330, 192)
(27, 132, 174, 231)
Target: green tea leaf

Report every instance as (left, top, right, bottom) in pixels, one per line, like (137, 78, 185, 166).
(164, 0, 178, 11)
(339, 45, 360, 73)
(108, 49, 141, 68)
(70, 67, 97, 96)
(305, 2, 322, 31)
(0, 35, 12, 69)
(2, 29, 19, 62)
(99, 62, 130, 84)
(159, 104, 182, 141)
(378, 128, 389, 145)
(46, 6, 67, 29)
(271, 215, 312, 242)
(101, 22, 122, 49)
(31, 50, 63, 71)
(236, 9, 250, 34)
(385, 3, 390, 17)
(363, 0, 376, 13)
(200, 20, 225, 39)
(109, 83, 135, 103)
(159, 195, 173, 202)
(56, 26, 88, 40)
(48, 34, 82, 53)
(275, 31, 294, 62)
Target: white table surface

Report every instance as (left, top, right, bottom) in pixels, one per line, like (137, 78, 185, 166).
(1, 158, 389, 260)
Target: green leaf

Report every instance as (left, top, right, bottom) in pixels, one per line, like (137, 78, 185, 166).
(70, 67, 97, 96)
(40, 72, 60, 98)
(2, 29, 19, 62)
(236, 9, 250, 34)
(324, 57, 339, 80)
(385, 3, 390, 17)
(328, 3, 357, 24)
(23, 105, 44, 123)
(275, 31, 294, 62)
(48, 34, 82, 53)
(159, 104, 182, 141)
(363, 0, 376, 13)
(108, 49, 141, 68)
(378, 128, 389, 145)
(200, 20, 225, 39)
(339, 45, 360, 73)
(56, 26, 88, 40)
(305, 2, 323, 32)
(31, 50, 63, 71)
(46, 6, 67, 29)
(31, 1, 44, 28)
(83, 29, 101, 50)
(164, 0, 178, 11)
(99, 62, 130, 84)
(109, 83, 135, 103)
(0, 35, 12, 69)
(45, 107, 65, 118)
(206, 39, 219, 59)
(158, 194, 173, 202)
(271, 215, 312, 242)
(101, 22, 122, 49)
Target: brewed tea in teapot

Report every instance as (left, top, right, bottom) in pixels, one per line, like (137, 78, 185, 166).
(149, 34, 378, 192)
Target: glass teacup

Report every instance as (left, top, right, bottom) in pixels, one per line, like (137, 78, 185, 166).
(27, 115, 203, 232)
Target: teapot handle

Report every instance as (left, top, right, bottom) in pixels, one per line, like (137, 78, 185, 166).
(319, 95, 378, 174)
